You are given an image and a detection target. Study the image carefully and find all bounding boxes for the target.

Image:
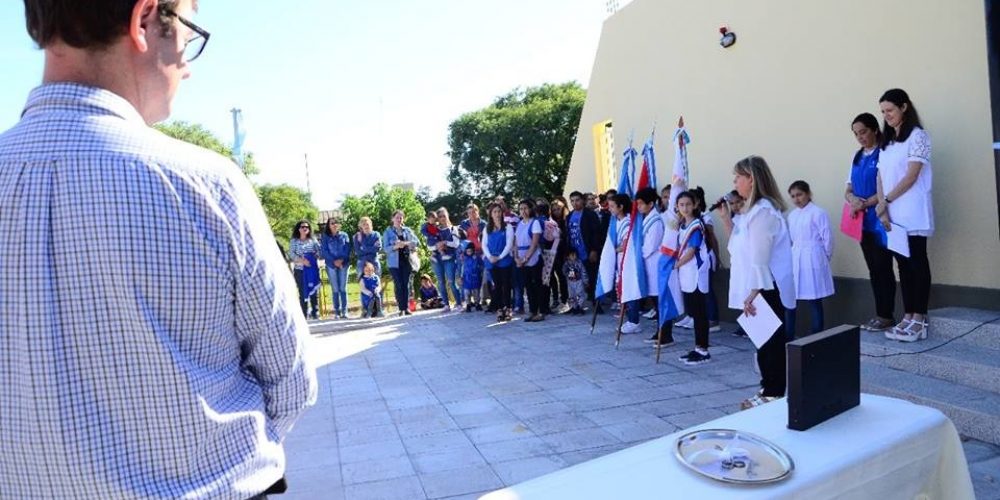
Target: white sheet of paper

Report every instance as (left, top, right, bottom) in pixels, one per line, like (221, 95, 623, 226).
(886, 223, 910, 258)
(737, 295, 783, 349)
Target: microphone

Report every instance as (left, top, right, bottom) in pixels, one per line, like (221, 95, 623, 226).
(708, 196, 729, 212)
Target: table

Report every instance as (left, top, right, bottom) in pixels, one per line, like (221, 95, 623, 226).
(482, 394, 974, 500)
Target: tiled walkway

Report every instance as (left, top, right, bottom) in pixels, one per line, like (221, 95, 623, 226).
(281, 309, 1000, 500)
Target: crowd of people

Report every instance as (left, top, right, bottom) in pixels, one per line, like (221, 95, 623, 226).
(288, 88, 934, 410)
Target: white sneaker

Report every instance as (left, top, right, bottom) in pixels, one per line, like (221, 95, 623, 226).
(708, 322, 721, 333)
(676, 317, 694, 329)
(621, 321, 642, 334)
(642, 309, 657, 320)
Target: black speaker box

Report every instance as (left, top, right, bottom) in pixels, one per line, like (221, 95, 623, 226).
(786, 325, 860, 431)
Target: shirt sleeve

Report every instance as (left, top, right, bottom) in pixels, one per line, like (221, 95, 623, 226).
(482, 231, 493, 259)
(745, 209, 780, 291)
(907, 128, 931, 166)
(815, 208, 835, 260)
(499, 225, 515, 259)
(227, 175, 317, 441)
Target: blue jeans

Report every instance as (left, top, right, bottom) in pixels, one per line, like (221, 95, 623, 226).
(626, 300, 642, 324)
(433, 258, 461, 306)
(326, 266, 348, 315)
(389, 266, 412, 314)
(785, 298, 825, 339)
(512, 266, 526, 310)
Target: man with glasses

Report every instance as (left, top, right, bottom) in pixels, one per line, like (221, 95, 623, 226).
(0, 1, 316, 499)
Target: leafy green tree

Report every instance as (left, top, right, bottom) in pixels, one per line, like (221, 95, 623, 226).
(155, 121, 259, 176)
(339, 183, 429, 276)
(446, 82, 585, 202)
(257, 184, 319, 250)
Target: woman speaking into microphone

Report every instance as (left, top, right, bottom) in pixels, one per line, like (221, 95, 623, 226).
(719, 156, 796, 410)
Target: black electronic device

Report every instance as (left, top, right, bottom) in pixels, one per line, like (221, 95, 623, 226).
(786, 325, 860, 431)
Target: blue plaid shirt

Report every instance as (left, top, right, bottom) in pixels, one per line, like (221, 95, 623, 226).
(0, 83, 318, 499)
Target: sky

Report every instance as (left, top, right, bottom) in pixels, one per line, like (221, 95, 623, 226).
(0, 1, 619, 210)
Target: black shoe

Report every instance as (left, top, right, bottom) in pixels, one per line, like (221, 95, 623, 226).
(476, 303, 484, 311)
(653, 339, 675, 347)
(732, 329, 748, 337)
(683, 350, 711, 365)
(465, 303, 473, 313)
(404, 310, 412, 315)
(678, 350, 697, 361)
(644, 333, 659, 344)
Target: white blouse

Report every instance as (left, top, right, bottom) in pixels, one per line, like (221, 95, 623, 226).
(880, 127, 933, 236)
(728, 199, 797, 310)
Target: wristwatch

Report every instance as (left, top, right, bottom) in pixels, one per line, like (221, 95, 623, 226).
(884, 195, 892, 204)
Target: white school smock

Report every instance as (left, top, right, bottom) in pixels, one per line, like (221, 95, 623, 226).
(787, 202, 835, 300)
(728, 199, 796, 310)
(641, 209, 664, 296)
(678, 219, 710, 294)
(880, 127, 933, 236)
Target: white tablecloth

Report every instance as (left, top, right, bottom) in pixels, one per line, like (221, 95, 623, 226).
(483, 394, 973, 500)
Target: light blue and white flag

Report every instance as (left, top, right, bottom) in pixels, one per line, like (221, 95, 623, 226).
(594, 214, 630, 299)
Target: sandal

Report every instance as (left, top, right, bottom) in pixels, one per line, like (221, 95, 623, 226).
(740, 390, 783, 411)
(862, 317, 894, 332)
(898, 319, 928, 342)
(886, 318, 912, 341)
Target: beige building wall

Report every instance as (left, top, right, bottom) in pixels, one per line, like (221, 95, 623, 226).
(566, 0, 1000, 289)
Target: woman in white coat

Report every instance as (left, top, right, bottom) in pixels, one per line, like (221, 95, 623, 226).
(720, 155, 796, 409)
(786, 180, 835, 337)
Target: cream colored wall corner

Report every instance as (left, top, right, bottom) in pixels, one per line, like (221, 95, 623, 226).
(566, 0, 1000, 289)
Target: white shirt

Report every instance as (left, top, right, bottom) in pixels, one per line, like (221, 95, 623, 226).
(881, 127, 933, 236)
(514, 218, 543, 266)
(728, 199, 797, 310)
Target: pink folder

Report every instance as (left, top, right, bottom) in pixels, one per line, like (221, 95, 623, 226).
(840, 202, 863, 242)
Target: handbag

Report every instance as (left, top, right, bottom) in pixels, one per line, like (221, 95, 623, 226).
(409, 250, 421, 270)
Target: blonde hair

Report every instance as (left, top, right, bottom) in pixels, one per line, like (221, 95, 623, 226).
(734, 155, 787, 212)
(362, 261, 375, 275)
(358, 216, 372, 231)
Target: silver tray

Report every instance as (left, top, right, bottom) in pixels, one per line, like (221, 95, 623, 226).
(674, 429, 794, 484)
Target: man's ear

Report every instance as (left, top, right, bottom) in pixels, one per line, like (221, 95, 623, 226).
(129, 0, 160, 53)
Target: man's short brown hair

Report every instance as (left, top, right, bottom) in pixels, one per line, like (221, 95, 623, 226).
(24, 0, 178, 49)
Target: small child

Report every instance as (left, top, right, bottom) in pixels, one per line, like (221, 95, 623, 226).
(675, 190, 711, 366)
(787, 180, 835, 337)
(359, 262, 383, 318)
(421, 212, 441, 264)
(418, 274, 444, 309)
(461, 243, 484, 312)
(562, 251, 589, 315)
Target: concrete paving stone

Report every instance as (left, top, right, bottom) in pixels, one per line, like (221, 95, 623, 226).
(419, 464, 504, 499)
(506, 400, 575, 420)
(693, 388, 760, 409)
(495, 389, 558, 407)
(465, 421, 535, 444)
(335, 399, 389, 418)
(444, 397, 506, 416)
(391, 404, 453, 425)
(963, 439, 1000, 464)
(337, 423, 400, 447)
(284, 465, 342, 490)
(488, 380, 545, 397)
(330, 377, 381, 397)
(336, 409, 394, 430)
(664, 408, 729, 429)
(343, 475, 426, 500)
(580, 406, 661, 426)
(431, 386, 494, 404)
(490, 455, 569, 486)
(341, 455, 415, 485)
(522, 413, 597, 436)
(539, 427, 622, 454)
(475, 436, 558, 463)
(379, 385, 435, 401)
(969, 456, 1000, 500)
(396, 415, 461, 438)
(533, 374, 598, 391)
(285, 444, 340, 470)
(332, 390, 386, 407)
(411, 446, 488, 474)
(641, 370, 706, 387)
(402, 429, 477, 455)
(451, 409, 521, 430)
(384, 393, 442, 411)
(596, 377, 660, 394)
(558, 444, 626, 466)
(339, 437, 408, 465)
(435, 493, 491, 500)
(637, 396, 715, 417)
(668, 379, 733, 397)
(602, 419, 679, 443)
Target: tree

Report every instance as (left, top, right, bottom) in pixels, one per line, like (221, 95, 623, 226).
(446, 82, 586, 202)
(339, 183, 429, 275)
(257, 184, 319, 250)
(155, 121, 259, 176)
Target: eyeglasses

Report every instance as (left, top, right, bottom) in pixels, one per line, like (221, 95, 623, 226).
(160, 8, 211, 62)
